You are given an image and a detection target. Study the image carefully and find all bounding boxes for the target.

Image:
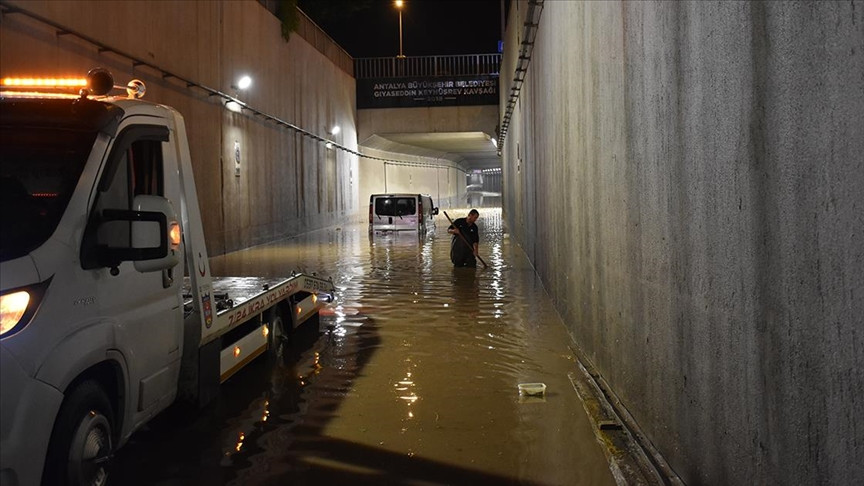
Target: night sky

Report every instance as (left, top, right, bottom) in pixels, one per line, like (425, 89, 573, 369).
(298, 0, 504, 58)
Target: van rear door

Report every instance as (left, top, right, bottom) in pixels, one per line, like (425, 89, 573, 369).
(370, 195, 418, 231)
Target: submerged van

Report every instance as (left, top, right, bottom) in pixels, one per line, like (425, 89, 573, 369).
(369, 193, 439, 232)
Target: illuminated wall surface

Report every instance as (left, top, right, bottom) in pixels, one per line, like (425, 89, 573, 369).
(0, 1, 361, 256)
(500, 1, 863, 484)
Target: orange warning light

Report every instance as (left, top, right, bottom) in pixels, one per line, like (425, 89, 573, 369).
(168, 222, 181, 247)
(2, 77, 87, 88)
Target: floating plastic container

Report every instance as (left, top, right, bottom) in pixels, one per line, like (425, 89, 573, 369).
(517, 383, 547, 397)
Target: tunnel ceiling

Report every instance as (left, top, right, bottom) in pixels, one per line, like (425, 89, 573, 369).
(362, 132, 501, 171)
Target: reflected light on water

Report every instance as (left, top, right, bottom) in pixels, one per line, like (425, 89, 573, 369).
(110, 208, 617, 486)
(396, 364, 419, 417)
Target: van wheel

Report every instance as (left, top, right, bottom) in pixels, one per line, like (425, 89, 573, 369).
(268, 305, 288, 361)
(43, 380, 114, 486)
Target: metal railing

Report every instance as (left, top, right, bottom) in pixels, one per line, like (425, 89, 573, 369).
(355, 54, 501, 79)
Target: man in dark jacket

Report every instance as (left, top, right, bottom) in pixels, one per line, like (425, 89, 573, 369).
(448, 209, 480, 267)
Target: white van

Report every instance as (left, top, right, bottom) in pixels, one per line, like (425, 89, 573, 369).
(369, 193, 439, 232)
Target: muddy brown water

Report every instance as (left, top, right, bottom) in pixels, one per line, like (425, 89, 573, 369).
(111, 208, 615, 486)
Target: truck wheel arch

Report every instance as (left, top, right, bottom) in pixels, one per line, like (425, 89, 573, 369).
(36, 322, 123, 392)
(54, 360, 126, 438)
(36, 326, 130, 447)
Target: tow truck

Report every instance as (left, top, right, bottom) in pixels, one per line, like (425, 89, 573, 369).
(0, 69, 335, 486)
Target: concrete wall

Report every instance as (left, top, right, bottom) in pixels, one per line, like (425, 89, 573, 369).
(501, 1, 864, 484)
(357, 147, 466, 220)
(355, 104, 498, 216)
(0, 0, 359, 256)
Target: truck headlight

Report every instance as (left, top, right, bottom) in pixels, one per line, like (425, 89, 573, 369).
(0, 291, 30, 336)
(0, 281, 48, 338)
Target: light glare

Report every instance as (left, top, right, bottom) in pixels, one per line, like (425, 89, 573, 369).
(2, 77, 86, 87)
(225, 101, 242, 113)
(169, 222, 181, 247)
(0, 291, 30, 335)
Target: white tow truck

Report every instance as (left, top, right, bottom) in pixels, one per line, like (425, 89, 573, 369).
(0, 69, 335, 486)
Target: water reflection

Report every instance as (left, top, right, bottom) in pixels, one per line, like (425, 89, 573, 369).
(111, 209, 615, 486)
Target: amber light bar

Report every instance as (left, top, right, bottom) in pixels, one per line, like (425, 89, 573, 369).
(2, 77, 87, 88)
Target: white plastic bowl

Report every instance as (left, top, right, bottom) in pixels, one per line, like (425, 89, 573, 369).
(517, 383, 547, 397)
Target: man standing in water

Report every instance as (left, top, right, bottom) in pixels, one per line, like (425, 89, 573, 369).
(448, 209, 480, 267)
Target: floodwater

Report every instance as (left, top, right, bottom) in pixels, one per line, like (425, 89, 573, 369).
(111, 208, 616, 486)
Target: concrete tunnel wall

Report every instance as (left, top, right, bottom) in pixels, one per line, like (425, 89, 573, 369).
(0, 0, 361, 256)
(358, 146, 467, 221)
(501, 1, 863, 484)
(356, 104, 499, 220)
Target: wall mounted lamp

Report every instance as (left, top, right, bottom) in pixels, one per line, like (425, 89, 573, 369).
(235, 75, 252, 90)
(226, 100, 242, 113)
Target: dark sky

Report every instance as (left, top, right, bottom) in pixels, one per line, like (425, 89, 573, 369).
(298, 0, 504, 58)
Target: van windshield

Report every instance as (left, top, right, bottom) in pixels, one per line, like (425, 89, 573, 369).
(374, 197, 416, 217)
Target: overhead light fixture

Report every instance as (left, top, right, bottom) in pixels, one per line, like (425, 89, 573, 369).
(325, 142, 334, 150)
(330, 125, 341, 135)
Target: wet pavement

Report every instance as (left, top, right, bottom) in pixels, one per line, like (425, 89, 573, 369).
(111, 208, 617, 486)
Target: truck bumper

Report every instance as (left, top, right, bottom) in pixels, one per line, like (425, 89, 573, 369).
(0, 345, 63, 486)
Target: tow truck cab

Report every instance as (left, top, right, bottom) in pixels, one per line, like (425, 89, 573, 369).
(0, 70, 334, 486)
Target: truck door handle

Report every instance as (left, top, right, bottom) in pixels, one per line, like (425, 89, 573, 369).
(162, 268, 174, 288)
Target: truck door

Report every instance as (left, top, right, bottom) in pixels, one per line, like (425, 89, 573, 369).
(85, 121, 184, 422)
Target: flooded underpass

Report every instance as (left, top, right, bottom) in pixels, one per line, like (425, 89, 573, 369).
(111, 209, 618, 485)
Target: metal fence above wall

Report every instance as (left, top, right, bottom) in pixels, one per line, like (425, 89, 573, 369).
(355, 54, 501, 79)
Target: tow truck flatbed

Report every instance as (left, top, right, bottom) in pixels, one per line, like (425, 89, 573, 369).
(183, 272, 335, 345)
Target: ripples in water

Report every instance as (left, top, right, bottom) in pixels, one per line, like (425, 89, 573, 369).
(111, 208, 615, 486)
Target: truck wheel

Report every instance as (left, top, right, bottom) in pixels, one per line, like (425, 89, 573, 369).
(268, 305, 288, 361)
(43, 380, 114, 486)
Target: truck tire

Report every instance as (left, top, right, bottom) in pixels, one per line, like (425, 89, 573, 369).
(267, 305, 288, 361)
(42, 380, 114, 486)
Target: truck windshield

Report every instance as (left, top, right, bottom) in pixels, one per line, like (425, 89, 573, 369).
(1, 98, 121, 261)
(375, 197, 416, 217)
(0, 127, 98, 261)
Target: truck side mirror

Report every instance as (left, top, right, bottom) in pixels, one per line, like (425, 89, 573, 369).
(94, 195, 180, 273)
(433, 208, 439, 216)
(132, 195, 181, 273)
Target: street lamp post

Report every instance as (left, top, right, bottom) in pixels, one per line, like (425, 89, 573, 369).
(395, 0, 405, 58)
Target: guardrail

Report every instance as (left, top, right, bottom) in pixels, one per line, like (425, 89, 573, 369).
(355, 54, 501, 79)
